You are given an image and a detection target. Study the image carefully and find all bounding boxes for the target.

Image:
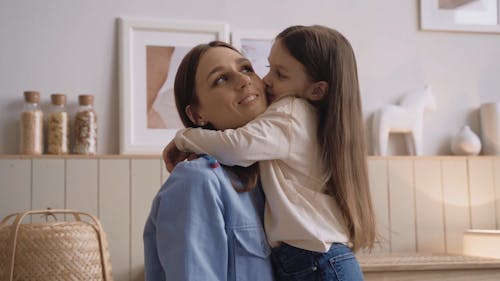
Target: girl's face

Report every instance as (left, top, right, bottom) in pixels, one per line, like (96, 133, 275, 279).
(263, 39, 314, 102)
(193, 47, 267, 130)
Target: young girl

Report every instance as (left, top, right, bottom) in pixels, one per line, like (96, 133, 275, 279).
(169, 25, 376, 280)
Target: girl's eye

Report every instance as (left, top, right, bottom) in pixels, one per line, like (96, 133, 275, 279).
(268, 65, 286, 79)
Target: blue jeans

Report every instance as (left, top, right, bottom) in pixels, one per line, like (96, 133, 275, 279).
(271, 243, 364, 281)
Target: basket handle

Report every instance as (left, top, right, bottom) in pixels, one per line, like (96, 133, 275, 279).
(4, 209, 111, 281)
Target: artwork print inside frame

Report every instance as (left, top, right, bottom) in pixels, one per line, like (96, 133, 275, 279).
(119, 18, 229, 154)
(420, 0, 500, 33)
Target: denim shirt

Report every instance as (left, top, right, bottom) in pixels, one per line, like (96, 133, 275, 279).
(144, 156, 274, 281)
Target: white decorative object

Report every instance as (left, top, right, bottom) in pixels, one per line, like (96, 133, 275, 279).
(480, 102, 500, 155)
(451, 126, 482, 155)
(373, 85, 436, 156)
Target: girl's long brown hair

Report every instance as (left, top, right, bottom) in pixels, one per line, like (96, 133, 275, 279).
(277, 26, 376, 251)
(173, 41, 259, 192)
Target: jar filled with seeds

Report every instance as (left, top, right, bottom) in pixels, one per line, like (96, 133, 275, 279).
(20, 91, 44, 154)
(47, 93, 69, 154)
(73, 94, 97, 154)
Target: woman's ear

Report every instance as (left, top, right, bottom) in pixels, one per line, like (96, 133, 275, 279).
(306, 81, 328, 101)
(185, 105, 207, 126)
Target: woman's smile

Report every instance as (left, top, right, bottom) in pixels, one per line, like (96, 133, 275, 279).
(238, 93, 259, 105)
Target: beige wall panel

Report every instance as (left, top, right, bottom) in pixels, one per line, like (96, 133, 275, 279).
(130, 159, 162, 281)
(367, 158, 390, 252)
(99, 159, 131, 281)
(0, 159, 31, 220)
(494, 159, 500, 230)
(414, 159, 445, 253)
(388, 159, 416, 252)
(161, 159, 170, 185)
(441, 158, 470, 254)
(468, 158, 496, 229)
(66, 159, 98, 215)
(31, 159, 65, 223)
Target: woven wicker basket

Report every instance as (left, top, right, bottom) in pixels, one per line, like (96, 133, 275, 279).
(0, 209, 113, 281)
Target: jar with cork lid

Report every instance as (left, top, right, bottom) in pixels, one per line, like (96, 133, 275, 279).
(20, 91, 44, 154)
(47, 93, 69, 154)
(73, 94, 97, 155)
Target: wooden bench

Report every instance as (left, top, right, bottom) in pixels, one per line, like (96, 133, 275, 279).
(357, 252, 500, 281)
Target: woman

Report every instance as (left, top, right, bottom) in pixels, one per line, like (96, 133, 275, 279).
(143, 41, 274, 281)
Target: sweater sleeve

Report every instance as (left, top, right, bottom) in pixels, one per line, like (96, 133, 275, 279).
(146, 163, 228, 281)
(174, 98, 295, 167)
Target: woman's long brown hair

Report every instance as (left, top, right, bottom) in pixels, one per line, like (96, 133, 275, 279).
(173, 41, 259, 192)
(277, 26, 376, 251)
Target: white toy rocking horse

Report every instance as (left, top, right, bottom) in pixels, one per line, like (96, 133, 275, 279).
(373, 85, 436, 156)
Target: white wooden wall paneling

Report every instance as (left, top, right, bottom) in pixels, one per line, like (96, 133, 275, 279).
(468, 158, 496, 229)
(441, 158, 470, 254)
(31, 159, 65, 222)
(130, 159, 162, 281)
(99, 159, 131, 281)
(388, 159, 416, 252)
(367, 158, 390, 252)
(3, 156, 500, 281)
(494, 159, 500, 229)
(414, 159, 445, 253)
(66, 159, 98, 216)
(161, 161, 169, 185)
(0, 159, 31, 221)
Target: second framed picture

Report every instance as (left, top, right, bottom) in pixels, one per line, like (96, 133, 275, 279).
(231, 29, 276, 79)
(119, 18, 229, 154)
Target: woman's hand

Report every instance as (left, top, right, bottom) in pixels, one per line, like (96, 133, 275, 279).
(163, 140, 197, 172)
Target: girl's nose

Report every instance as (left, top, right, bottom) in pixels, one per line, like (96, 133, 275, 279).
(262, 73, 271, 87)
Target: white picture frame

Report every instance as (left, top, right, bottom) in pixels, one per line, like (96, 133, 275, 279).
(420, 0, 500, 33)
(231, 29, 276, 79)
(118, 17, 229, 154)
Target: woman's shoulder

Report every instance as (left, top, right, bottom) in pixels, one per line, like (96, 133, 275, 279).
(159, 156, 226, 195)
(171, 155, 218, 176)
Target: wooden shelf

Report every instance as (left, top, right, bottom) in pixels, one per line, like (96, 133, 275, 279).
(1, 154, 498, 160)
(0, 154, 161, 159)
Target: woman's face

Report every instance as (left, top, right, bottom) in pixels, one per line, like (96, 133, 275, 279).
(193, 47, 267, 130)
(262, 39, 314, 102)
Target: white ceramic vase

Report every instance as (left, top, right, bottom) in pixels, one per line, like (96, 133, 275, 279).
(480, 102, 500, 155)
(451, 125, 482, 156)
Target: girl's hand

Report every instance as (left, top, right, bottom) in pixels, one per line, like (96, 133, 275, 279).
(163, 140, 197, 172)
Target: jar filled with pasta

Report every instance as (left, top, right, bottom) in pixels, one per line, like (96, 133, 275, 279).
(73, 94, 97, 155)
(47, 93, 69, 154)
(20, 90, 43, 154)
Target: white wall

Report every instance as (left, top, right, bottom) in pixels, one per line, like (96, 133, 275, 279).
(1, 0, 499, 155)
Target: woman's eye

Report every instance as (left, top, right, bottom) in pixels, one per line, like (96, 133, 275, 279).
(241, 65, 254, 73)
(214, 75, 227, 85)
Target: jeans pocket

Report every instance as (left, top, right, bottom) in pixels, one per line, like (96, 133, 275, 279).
(272, 244, 319, 280)
(328, 252, 364, 281)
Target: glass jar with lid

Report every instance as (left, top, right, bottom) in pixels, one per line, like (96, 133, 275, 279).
(20, 90, 43, 154)
(47, 93, 69, 154)
(73, 94, 97, 154)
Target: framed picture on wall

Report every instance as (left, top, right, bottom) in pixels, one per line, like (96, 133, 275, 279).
(118, 18, 229, 154)
(231, 29, 276, 79)
(420, 0, 500, 33)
